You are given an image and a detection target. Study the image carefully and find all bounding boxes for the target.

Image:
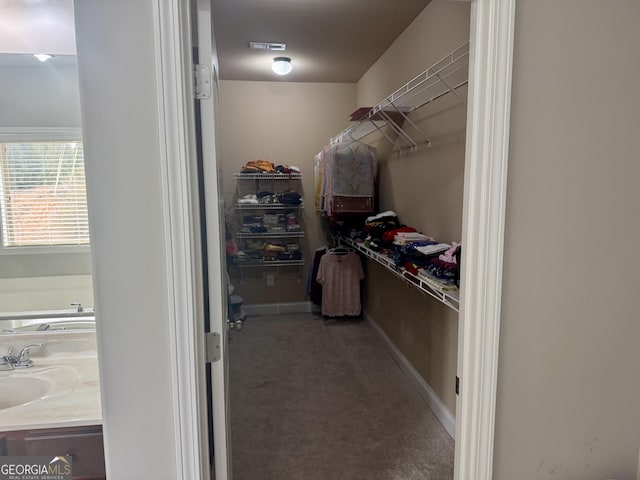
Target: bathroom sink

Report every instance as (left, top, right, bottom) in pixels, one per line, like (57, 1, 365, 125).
(0, 376, 52, 410)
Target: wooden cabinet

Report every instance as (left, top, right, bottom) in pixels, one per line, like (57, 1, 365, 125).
(0, 425, 105, 480)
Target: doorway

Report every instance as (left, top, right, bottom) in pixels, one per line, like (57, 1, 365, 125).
(71, 0, 515, 478)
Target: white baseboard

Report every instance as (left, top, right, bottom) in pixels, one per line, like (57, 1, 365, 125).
(364, 311, 456, 439)
(244, 301, 320, 316)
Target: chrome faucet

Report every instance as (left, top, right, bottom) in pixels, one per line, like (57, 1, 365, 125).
(70, 302, 83, 313)
(0, 355, 15, 371)
(1, 344, 43, 369)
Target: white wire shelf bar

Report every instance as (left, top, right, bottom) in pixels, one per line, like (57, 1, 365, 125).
(235, 203, 304, 210)
(233, 259, 305, 267)
(340, 237, 459, 313)
(234, 172, 303, 180)
(236, 231, 305, 239)
(330, 41, 469, 151)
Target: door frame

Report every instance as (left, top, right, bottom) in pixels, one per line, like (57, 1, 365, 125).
(151, 0, 517, 479)
(152, 0, 212, 478)
(455, 0, 516, 479)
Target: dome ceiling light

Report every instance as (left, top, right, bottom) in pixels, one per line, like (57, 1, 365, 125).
(272, 57, 292, 76)
(33, 54, 53, 62)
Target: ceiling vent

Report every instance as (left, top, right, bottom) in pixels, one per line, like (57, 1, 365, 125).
(249, 42, 286, 51)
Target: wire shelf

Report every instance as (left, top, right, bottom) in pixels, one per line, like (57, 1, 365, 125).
(236, 231, 305, 239)
(234, 173, 303, 180)
(233, 259, 305, 268)
(340, 237, 459, 312)
(330, 42, 470, 151)
(235, 203, 304, 210)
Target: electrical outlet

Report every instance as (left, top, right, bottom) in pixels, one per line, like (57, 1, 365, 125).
(266, 274, 275, 286)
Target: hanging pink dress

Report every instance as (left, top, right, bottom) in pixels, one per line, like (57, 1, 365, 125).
(316, 252, 364, 317)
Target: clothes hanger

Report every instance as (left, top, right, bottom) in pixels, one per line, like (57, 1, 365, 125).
(327, 246, 353, 255)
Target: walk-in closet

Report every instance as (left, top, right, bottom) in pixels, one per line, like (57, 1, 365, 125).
(216, 1, 471, 478)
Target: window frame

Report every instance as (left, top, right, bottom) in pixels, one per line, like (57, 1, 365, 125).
(0, 128, 90, 256)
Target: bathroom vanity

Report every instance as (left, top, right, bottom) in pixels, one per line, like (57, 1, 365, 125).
(0, 327, 104, 479)
(0, 425, 105, 479)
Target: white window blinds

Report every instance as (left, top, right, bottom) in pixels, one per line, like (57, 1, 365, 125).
(0, 141, 90, 248)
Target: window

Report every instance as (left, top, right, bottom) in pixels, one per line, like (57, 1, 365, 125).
(0, 140, 89, 249)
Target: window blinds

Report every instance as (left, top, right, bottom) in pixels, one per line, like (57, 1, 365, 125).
(0, 141, 90, 247)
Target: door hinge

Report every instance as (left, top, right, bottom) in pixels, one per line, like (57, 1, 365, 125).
(455, 376, 460, 396)
(194, 63, 212, 100)
(205, 331, 221, 363)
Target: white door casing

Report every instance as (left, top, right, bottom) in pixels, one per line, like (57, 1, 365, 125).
(454, 0, 516, 479)
(152, 0, 230, 478)
(152, 0, 212, 478)
(195, 0, 233, 479)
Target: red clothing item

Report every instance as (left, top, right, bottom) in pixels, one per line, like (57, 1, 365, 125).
(382, 226, 417, 243)
(404, 261, 419, 275)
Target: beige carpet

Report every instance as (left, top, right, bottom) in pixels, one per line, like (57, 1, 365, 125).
(229, 313, 454, 480)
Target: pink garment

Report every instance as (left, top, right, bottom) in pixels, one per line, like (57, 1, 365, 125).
(316, 252, 364, 317)
(439, 242, 461, 264)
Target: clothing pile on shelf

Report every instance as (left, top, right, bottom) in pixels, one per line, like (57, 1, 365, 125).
(235, 241, 302, 263)
(237, 191, 302, 206)
(315, 247, 364, 317)
(241, 160, 275, 173)
(339, 210, 461, 291)
(238, 211, 301, 235)
(239, 160, 301, 175)
(314, 140, 376, 217)
(233, 209, 303, 263)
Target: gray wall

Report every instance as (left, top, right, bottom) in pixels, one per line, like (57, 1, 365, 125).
(218, 81, 356, 304)
(0, 61, 81, 128)
(0, 55, 92, 310)
(357, 0, 470, 416)
(74, 0, 179, 477)
(494, 1, 640, 478)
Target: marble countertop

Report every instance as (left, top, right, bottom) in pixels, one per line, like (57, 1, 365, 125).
(0, 332, 102, 432)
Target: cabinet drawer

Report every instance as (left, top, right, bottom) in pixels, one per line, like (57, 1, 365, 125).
(24, 429, 105, 479)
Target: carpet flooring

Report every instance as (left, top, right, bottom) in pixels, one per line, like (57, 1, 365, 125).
(229, 313, 454, 480)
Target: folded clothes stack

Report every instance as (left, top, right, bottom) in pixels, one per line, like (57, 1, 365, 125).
(243, 215, 263, 224)
(399, 241, 461, 286)
(417, 270, 459, 291)
(235, 243, 303, 262)
(274, 164, 301, 174)
(237, 194, 259, 204)
(394, 232, 433, 244)
(240, 160, 276, 173)
(239, 161, 301, 175)
(277, 191, 302, 205)
(381, 226, 416, 243)
(239, 210, 300, 235)
(263, 212, 280, 226)
(257, 191, 278, 204)
(379, 226, 434, 245)
(336, 210, 462, 288)
(276, 251, 303, 261)
(237, 191, 302, 207)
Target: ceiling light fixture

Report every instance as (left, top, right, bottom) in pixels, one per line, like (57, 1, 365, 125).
(33, 54, 52, 62)
(272, 57, 292, 76)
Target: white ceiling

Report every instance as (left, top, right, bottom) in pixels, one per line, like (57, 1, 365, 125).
(212, 0, 432, 83)
(0, 0, 431, 83)
(0, 0, 76, 55)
